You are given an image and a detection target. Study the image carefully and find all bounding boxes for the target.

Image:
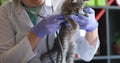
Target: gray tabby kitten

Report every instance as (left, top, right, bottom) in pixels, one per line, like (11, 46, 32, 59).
(41, 0, 89, 63)
(60, 0, 89, 63)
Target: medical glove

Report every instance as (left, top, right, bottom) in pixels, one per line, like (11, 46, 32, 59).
(70, 7, 98, 32)
(32, 14, 65, 38)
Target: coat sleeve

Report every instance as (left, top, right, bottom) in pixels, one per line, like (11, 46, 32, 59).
(75, 30, 100, 62)
(52, 0, 64, 14)
(0, 3, 37, 63)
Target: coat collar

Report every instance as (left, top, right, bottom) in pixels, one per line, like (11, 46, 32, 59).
(15, 0, 53, 15)
(12, 0, 53, 27)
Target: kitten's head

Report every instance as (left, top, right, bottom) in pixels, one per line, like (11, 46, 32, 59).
(67, 0, 89, 14)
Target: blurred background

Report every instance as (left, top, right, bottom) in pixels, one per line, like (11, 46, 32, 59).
(1, 0, 120, 63)
(75, 0, 120, 63)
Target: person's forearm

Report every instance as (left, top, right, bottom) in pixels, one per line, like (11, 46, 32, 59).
(28, 31, 41, 51)
(85, 28, 98, 47)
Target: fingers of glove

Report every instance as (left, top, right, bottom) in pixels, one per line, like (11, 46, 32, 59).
(48, 26, 60, 33)
(48, 19, 65, 27)
(86, 22, 99, 32)
(31, 26, 47, 38)
(48, 14, 62, 18)
(46, 24, 61, 33)
(70, 14, 88, 23)
(79, 22, 88, 28)
(70, 15, 81, 22)
(78, 14, 89, 21)
(83, 7, 95, 14)
(45, 15, 65, 24)
(49, 14, 65, 21)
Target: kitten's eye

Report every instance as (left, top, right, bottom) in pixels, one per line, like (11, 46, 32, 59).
(74, 7, 79, 11)
(74, 7, 78, 10)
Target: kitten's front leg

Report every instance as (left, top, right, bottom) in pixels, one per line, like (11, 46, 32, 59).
(66, 41, 76, 63)
(62, 39, 69, 63)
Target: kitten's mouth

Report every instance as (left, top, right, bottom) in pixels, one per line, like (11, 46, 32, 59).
(71, 9, 79, 15)
(71, 12, 78, 15)
(72, 8, 84, 15)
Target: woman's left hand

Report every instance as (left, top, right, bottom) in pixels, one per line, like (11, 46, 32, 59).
(70, 7, 98, 32)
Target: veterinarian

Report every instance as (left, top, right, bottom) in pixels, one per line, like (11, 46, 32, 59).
(0, 0, 100, 63)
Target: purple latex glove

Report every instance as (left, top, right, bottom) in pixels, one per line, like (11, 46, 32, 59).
(70, 7, 98, 32)
(32, 14, 65, 38)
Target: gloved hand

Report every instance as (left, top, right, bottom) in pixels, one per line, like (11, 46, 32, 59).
(32, 14, 65, 38)
(70, 7, 98, 32)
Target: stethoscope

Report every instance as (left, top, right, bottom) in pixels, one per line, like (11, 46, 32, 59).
(24, 0, 63, 63)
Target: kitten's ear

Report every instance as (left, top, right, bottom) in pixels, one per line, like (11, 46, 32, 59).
(68, 0, 77, 4)
(71, 0, 77, 3)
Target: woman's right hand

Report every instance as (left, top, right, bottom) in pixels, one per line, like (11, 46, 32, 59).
(32, 14, 65, 38)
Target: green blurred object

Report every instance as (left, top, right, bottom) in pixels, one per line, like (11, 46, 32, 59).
(95, 0, 106, 6)
(113, 32, 120, 45)
(86, 0, 95, 6)
(0, 0, 9, 6)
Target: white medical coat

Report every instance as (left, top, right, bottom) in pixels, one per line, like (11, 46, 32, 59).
(0, 0, 100, 63)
